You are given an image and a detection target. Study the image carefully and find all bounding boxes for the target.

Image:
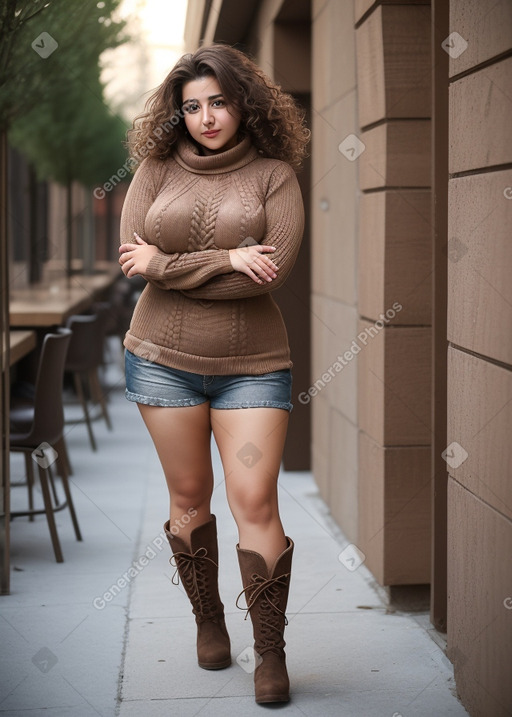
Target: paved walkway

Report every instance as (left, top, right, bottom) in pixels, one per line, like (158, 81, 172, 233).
(1, 352, 470, 716)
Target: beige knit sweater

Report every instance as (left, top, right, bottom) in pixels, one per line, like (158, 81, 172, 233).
(120, 135, 304, 375)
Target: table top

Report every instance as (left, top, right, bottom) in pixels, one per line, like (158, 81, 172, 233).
(9, 268, 120, 327)
(7, 330, 36, 366)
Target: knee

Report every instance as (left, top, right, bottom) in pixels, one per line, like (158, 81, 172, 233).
(230, 487, 277, 526)
(170, 475, 212, 511)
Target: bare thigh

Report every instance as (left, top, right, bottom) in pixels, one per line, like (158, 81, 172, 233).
(137, 402, 214, 532)
(210, 407, 289, 527)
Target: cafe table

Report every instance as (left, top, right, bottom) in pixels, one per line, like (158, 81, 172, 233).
(9, 268, 120, 328)
(8, 329, 37, 366)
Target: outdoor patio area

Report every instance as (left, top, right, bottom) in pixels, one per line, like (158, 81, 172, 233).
(0, 345, 470, 716)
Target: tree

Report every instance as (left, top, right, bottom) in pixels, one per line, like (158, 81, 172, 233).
(0, 1, 125, 129)
(2, 0, 128, 277)
(0, 0, 129, 596)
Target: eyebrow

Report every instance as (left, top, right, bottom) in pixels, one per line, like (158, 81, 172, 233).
(182, 93, 224, 104)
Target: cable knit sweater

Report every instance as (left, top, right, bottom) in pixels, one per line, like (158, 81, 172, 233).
(120, 135, 305, 375)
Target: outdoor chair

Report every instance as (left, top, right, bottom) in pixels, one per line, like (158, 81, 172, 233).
(10, 328, 83, 563)
(65, 312, 112, 451)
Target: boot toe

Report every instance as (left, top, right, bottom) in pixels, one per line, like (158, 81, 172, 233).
(197, 619, 231, 670)
(254, 652, 290, 703)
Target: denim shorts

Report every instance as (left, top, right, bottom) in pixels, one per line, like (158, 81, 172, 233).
(124, 349, 293, 411)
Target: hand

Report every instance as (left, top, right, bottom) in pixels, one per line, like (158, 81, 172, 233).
(119, 232, 159, 278)
(228, 245, 278, 284)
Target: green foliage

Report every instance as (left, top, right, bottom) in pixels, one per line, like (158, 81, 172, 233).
(3, 0, 129, 186)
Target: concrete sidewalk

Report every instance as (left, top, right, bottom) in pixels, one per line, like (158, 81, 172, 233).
(1, 355, 470, 716)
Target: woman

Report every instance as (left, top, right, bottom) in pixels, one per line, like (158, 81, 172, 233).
(119, 44, 309, 704)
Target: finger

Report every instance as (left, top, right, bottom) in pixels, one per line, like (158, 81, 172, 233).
(243, 266, 264, 284)
(254, 257, 277, 280)
(250, 249, 278, 271)
(252, 264, 274, 282)
(134, 232, 146, 245)
(262, 256, 279, 271)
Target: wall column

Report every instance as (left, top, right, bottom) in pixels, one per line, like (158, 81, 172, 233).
(446, 1, 512, 713)
(355, 1, 433, 586)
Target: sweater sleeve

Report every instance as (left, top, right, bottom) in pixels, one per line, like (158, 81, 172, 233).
(120, 157, 235, 290)
(179, 163, 304, 300)
(120, 156, 164, 244)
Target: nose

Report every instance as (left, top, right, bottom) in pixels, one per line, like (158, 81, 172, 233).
(201, 106, 214, 126)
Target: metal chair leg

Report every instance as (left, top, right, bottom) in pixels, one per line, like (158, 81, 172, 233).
(37, 464, 64, 563)
(47, 464, 61, 507)
(89, 369, 112, 431)
(59, 465, 82, 542)
(55, 436, 73, 477)
(73, 372, 97, 451)
(24, 453, 35, 522)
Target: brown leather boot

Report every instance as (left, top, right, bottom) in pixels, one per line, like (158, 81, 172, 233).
(164, 515, 231, 670)
(236, 539, 294, 703)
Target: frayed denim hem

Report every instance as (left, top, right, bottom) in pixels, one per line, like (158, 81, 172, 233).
(124, 390, 207, 408)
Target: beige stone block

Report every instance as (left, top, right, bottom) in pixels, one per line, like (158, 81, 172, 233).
(312, 394, 331, 504)
(447, 170, 512, 365)
(359, 192, 386, 320)
(355, 0, 431, 25)
(359, 431, 431, 585)
(447, 479, 512, 717)
(358, 430, 385, 583)
(359, 121, 431, 190)
(447, 347, 512, 521)
(356, 5, 431, 127)
(330, 410, 358, 542)
(312, 0, 356, 114)
(449, 0, 512, 77)
(312, 91, 358, 305)
(384, 443, 431, 584)
(358, 320, 432, 445)
(311, 113, 328, 295)
(311, 295, 332, 391)
(310, 295, 358, 424)
(449, 57, 512, 174)
(359, 190, 432, 325)
(354, 0, 375, 24)
(355, 5, 385, 123)
(312, 0, 330, 114)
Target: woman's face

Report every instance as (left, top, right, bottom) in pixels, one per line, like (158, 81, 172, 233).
(181, 76, 241, 154)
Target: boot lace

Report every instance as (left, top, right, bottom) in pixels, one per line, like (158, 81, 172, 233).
(170, 547, 219, 621)
(236, 572, 290, 654)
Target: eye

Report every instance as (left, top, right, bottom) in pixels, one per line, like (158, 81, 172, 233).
(212, 99, 226, 108)
(183, 103, 199, 114)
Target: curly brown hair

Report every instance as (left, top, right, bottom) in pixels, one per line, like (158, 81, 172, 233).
(127, 44, 310, 170)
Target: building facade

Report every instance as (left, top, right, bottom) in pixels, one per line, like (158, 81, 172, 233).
(184, 1, 512, 715)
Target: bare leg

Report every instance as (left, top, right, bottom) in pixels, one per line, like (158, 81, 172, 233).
(137, 402, 213, 546)
(211, 407, 289, 570)
(139, 401, 231, 669)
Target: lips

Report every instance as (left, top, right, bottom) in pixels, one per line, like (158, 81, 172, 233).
(202, 130, 220, 138)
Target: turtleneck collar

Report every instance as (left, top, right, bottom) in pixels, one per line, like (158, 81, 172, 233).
(173, 135, 259, 175)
